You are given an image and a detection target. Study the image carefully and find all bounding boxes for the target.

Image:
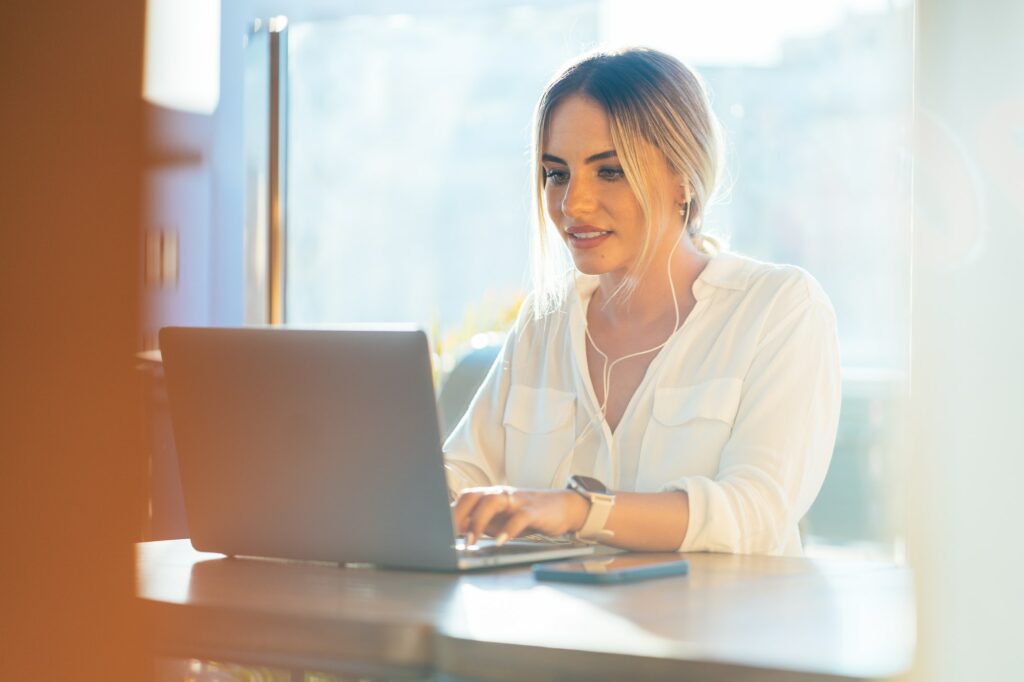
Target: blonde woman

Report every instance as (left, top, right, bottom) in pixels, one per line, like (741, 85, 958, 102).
(444, 48, 840, 556)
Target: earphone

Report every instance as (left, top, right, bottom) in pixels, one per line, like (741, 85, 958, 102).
(546, 201, 692, 488)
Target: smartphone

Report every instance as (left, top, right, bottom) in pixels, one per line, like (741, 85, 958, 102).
(532, 554, 690, 584)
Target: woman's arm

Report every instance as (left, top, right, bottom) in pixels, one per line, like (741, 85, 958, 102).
(666, 292, 840, 554)
(442, 315, 523, 492)
(452, 487, 690, 551)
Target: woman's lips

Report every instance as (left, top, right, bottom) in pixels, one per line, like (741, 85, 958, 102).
(566, 228, 612, 250)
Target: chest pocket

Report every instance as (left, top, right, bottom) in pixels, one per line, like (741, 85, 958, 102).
(636, 378, 743, 490)
(503, 385, 576, 489)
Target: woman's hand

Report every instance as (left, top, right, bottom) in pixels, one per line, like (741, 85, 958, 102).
(451, 486, 589, 546)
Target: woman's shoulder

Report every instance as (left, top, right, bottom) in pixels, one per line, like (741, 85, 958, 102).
(703, 251, 833, 313)
(517, 272, 584, 326)
(510, 281, 576, 341)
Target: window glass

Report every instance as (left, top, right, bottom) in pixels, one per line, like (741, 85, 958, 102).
(287, 4, 599, 359)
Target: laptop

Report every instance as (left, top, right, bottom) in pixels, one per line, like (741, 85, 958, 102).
(158, 326, 595, 570)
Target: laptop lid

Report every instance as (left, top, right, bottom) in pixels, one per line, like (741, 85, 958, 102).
(160, 326, 465, 570)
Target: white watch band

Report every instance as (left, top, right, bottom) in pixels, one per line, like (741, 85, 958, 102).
(575, 491, 615, 542)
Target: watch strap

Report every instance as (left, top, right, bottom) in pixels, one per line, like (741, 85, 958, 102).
(574, 491, 615, 543)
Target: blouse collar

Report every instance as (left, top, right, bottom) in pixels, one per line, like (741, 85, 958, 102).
(571, 250, 752, 311)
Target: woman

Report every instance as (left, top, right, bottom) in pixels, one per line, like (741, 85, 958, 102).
(443, 48, 840, 556)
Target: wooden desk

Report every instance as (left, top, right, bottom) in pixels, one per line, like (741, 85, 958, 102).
(137, 540, 914, 681)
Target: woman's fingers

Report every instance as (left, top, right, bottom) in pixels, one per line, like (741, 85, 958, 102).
(494, 509, 536, 546)
(467, 491, 513, 545)
(453, 487, 564, 547)
(451, 491, 484, 534)
(452, 487, 505, 528)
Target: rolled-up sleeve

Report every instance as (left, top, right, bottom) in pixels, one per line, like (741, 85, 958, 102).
(663, 287, 841, 555)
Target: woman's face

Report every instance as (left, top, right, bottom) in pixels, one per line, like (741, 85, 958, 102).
(542, 94, 684, 279)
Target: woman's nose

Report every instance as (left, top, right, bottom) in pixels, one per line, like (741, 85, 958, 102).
(561, 177, 596, 218)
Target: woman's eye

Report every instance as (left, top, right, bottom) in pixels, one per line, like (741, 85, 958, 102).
(598, 166, 625, 181)
(543, 168, 569, 185)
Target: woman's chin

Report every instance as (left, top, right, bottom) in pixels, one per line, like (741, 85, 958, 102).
(570, 258, 609, 276)
(571, 257, 629, 278)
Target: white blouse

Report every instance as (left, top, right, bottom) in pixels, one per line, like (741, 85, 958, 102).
(443, 251, 841, 556)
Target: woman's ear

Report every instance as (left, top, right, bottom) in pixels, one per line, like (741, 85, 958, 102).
(676, 180, 692, 208)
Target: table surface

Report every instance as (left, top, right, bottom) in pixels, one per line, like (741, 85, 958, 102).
(137, 539, 915, 681)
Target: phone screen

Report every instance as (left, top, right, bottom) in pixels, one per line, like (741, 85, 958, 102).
(534, 554, 690, 583)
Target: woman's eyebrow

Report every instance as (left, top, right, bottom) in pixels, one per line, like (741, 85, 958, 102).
(541, 150, 618, 165)
(585, 150, 618, 163)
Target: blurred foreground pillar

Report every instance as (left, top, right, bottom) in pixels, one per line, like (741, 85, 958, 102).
(910, 0, 1024, 679)
(0, 1, 148, 680)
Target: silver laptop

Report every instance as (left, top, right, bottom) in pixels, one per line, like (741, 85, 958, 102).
(158, 326, 594, 570)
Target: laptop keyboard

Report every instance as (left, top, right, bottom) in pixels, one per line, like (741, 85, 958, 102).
(456, 534, 582, 556)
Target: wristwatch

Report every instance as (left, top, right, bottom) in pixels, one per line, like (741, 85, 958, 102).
(566, 474, 616, 543)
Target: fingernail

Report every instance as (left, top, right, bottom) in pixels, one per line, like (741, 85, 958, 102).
(495, 532, 509, 547)
(466, 532, 476, 547)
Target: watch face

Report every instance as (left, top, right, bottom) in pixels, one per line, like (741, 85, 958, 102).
(571, 475, 608, 495)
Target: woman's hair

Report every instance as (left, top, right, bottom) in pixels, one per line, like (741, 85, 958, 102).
(530, 47, 724, 316)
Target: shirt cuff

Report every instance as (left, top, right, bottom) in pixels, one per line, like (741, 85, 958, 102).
(662, 476, 706, 553)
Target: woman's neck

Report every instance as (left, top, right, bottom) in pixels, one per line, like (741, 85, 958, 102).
(593, 241, 709, 329)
